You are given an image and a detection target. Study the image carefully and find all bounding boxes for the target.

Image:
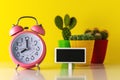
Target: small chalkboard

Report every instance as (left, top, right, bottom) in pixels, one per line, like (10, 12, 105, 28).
(55, 48, 86, 63)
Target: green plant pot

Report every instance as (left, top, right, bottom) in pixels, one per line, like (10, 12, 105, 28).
(58, 40, 70, 47)
(58, 40, 71, 76)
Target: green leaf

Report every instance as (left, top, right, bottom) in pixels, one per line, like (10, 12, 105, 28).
(69, 17, 77, 30)
(64, 14, 70, 27)
(55, 16, 63, 30)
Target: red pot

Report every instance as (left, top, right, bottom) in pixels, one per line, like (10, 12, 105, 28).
(91, 40, 108, 64)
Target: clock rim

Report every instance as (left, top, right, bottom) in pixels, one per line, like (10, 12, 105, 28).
(10, 31, 46, 68)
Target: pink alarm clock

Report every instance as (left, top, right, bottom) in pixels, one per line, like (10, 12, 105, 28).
(9, 16, 46, 69)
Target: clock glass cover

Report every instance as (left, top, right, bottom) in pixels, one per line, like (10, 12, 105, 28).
(11, 32, 43, 64)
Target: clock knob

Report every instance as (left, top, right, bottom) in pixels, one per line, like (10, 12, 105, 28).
(10, 25, 23, 36)
(31, 24, 45, 36)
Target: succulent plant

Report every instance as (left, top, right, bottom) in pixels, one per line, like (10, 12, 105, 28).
(100, 30, 108, 40)
(77, 35, 84, 40)
(94, 33, 102, 40)
(69, 35, 78, 40)
(69, 34, 95, 40)
(62, 28, 71, 40)
(92, 28, 100, 36)
(84, 29, 93, 35)
(84, 28, 108, 40)
(55, 14, 77, 40)
(83, 34, 95, 40)
(55, 16, 63, 30)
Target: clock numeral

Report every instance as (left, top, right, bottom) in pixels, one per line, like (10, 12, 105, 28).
(36, 46, 40, 51)
(31, 56, 34, 60)
(17, 42, 22, 46)
(35, 52, 38, 56)
(34, 40, 37, 46)
(25, 36, 29, 40)
(21, 38, 23, 42)
(16, 52, 20, 57)
(31, 37, 33, 42)
(26, 57, 29, 62)
(15, 47, 18, 51)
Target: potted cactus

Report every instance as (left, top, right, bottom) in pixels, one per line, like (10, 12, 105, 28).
(84, 28, 108, 64)
(54, 14, 77, 48)
(54, 14, 77, 73)
(70, 34, 95, 66)
(55, 14, 77, 47)
(55, 14, 77, 40)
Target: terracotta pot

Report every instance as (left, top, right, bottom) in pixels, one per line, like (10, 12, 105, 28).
(70, 40, 95, 66)
(91, 40, 108, 64)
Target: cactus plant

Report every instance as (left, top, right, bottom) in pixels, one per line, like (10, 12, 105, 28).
(69, 34, 95, 40)
(62, 28, 71, 40)
(69, 35, 78, 40)
(84, 29, 93, 35)
(69, 17, 77, 30)
(94, 33, 102, 40)
(77, 35, 84, 40)
(84, 28, 108, 40)
(55, 14, 77, 40)
(83, 34, 95, 40)
(55, 16, 63, 30)
(92, 28, 100, 36)
(100, 30, 108, 40)
(64, 14, 70, 27)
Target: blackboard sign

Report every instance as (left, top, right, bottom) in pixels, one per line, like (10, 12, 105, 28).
(55, 48, 86, 63)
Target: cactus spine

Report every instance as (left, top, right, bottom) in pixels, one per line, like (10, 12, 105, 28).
(55, 14, 77, 40)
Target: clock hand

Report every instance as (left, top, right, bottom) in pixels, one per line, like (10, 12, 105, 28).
(21, 48, 27, 53)
(26, 39, 29, 49)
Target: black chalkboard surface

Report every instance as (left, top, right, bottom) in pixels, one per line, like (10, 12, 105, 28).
(55, 48, 86, 63)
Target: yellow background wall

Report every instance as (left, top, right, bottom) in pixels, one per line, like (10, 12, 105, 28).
(0, 0, 120, 68)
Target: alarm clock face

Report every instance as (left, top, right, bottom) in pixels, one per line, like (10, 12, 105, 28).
(11, 31, 45, 65)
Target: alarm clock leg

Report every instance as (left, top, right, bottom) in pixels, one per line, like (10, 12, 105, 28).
(36, 64, 40, 70)
(15, 64, 19, 70)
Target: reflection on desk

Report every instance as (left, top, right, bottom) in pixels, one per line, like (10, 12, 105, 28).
(56, 76, 86, 80)
(91, 64, 107, 80)
(0, 64, 119, 80)
(59, 64, 106, 80)
(13, 69, 44, 80)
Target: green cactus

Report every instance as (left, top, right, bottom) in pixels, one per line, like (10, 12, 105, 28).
(69, 17, 77, 30)
(64, 14, 70, 27)
(94, 33, 102, 40)
(84, 28, 108, 40)
(84, 29, 92, 35)
(62, 28, 71, 40)
(100, 30, 108, 40)
(55, 14, 77, 40)
(69, 35, 78, 40)
(55, 16, 63, 30)
(69, 34, 94, 40)
(92, 28, 100, 36)
(83, 34, 95, 40)
(77, 35, 84, 40)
